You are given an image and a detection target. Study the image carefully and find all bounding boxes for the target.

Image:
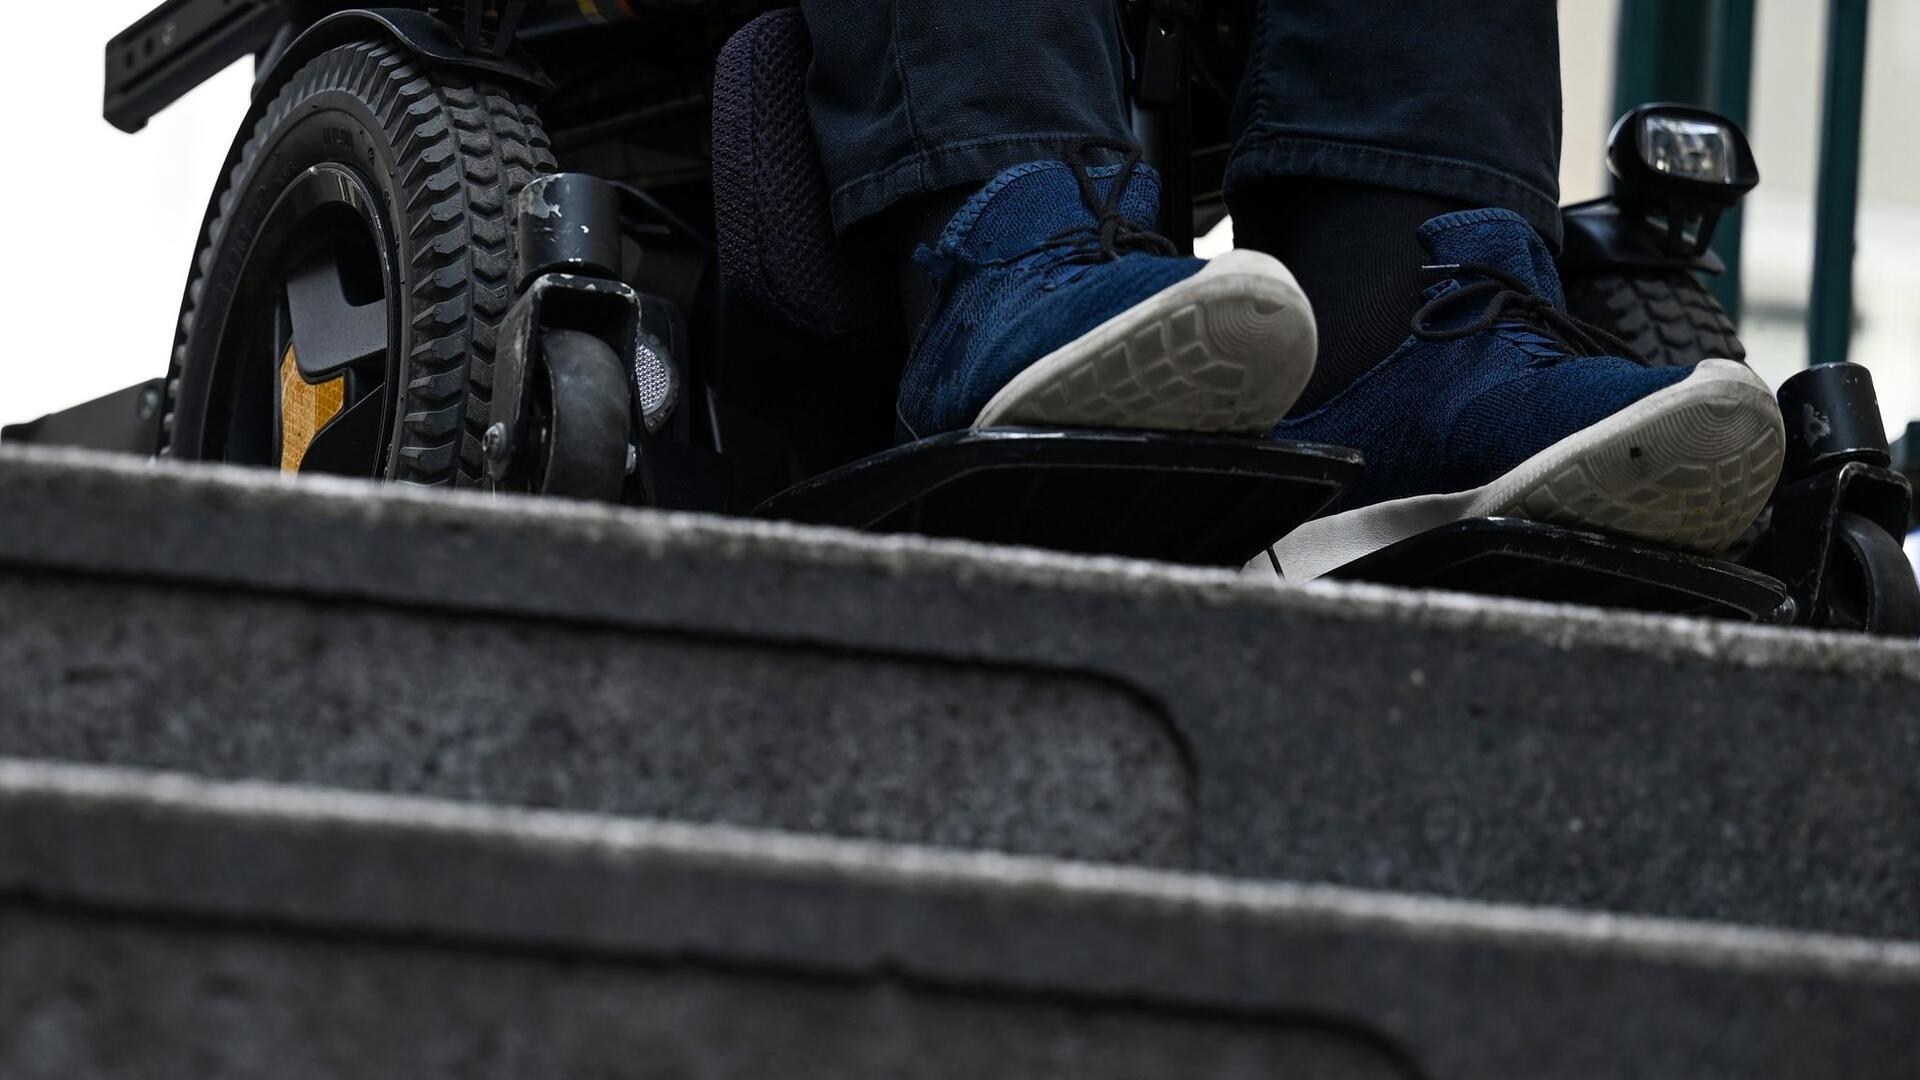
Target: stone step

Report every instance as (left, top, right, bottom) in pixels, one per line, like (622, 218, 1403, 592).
(3, 757, 1915, 1079)
(2, 444, 1918, 940)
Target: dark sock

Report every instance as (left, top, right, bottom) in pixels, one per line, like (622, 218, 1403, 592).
(875, 184, 976, 338)
(1233, 181, 1473, 414)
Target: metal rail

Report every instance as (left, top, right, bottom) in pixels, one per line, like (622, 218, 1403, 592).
(1809, 0, 1872, 365)
(1706, 0, 1758, 322)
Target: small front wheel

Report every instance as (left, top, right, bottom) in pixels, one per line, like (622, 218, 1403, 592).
(1817, 512, 1920, 636)
(530, 329, 632, 501)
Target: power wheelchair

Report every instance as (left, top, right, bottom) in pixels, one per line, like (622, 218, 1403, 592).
(8, 0, 1916, 634)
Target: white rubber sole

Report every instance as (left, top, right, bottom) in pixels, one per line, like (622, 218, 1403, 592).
(1256, 359, 1786, 582)
(972, 248, 1317, 434)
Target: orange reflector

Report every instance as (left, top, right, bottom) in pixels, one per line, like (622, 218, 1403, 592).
(280, 344, 346, 474)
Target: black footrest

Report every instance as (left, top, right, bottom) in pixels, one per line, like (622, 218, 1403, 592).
(1330, 517, 1795, 624)
(757, 428, 1364, 567)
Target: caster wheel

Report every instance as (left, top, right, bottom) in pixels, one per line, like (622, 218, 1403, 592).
(1818, 512, 1920, 636)
(528, 329, 632, 501)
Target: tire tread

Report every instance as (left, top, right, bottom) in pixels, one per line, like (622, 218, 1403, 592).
(1564, 269, 1746, 369)
(165, 40, 555, 486)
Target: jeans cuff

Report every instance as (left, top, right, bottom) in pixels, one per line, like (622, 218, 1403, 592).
(1224, 132, 1563, 250)
(829, 130, 1133, 233)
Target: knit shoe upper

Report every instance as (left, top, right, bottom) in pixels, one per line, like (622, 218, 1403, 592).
(898, 154, 1317, 438)
(898, 159, 1197, 436)
(1273, 208, 1699, 513)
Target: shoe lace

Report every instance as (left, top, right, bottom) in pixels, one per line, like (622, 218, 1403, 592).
(1044, 139, 1178, 265)
(1411, 260, 1645, 364)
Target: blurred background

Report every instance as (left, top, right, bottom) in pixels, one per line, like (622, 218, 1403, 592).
(3, 1, 1916, 434)
(1558, 0, 1920, 441)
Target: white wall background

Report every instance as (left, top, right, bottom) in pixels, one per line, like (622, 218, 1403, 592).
(0, 1, 250, 427)
(5, 2, 1918, 437)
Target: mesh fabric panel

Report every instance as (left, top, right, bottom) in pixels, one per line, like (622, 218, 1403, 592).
(712, 8, 881, 339)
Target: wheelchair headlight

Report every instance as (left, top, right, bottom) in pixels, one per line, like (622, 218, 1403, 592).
(1608, 104, 1758, 203)
(1606, 104, 1760, 254)
(1639, 114, 1736, 184)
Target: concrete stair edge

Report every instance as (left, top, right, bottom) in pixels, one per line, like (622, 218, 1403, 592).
(4, 756, 1918, 1079)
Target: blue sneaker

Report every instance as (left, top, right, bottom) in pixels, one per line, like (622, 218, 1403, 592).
(1262, 208, 1784, 581)
(899, 146, 1316, 438)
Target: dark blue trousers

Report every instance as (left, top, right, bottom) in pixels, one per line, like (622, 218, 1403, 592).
(799, 1, 1563, 245)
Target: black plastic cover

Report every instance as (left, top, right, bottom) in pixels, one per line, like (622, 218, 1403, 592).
(758, 429, 1364, 568)
(1332, 517, 1795, 624)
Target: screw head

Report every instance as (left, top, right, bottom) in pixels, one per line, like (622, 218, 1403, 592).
(625, 444, 638, 476)
(483, 422, 509, 461)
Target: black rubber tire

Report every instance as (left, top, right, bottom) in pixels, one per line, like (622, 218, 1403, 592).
(534, 329, 632, 502)
(165, 40, 556, 485)
(1820, 512, 1920, 636)
(1563, 269, 1746, 369)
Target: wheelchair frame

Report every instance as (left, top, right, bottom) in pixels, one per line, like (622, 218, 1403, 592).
(9, 0, 1914, 632)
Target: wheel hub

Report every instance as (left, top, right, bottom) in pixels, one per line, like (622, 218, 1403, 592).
(203, 163, 397, 475)
(278, 343, 346, 473)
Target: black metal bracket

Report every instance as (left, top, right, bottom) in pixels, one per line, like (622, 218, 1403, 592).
(1748, 461, 1916, 634)
(1560, 199, 1729, 276)
(1743, 363, 1920, 635)
(463, 0, 532, 59)
(516, 171, 684, 434)
(1129, 0, 1202, 252)
(1, 381, 168, 456)
(488, 174, 690, 502)
(1134, 0, 1200, 107)
(105, 0, 285, 133)
(515, 174, 625, 290)
(486, 272, 640, 494)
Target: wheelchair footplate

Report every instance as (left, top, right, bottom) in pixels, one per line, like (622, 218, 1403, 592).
(1326, 517, 1795, 624)
(756, 428, 1364, 568)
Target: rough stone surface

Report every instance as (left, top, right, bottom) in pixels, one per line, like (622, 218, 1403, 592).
(1, 911, 1409, 1080)
(2, 446, 1919, 939)
(0, 577, 1191, 866)
(3, 760, 1917, 1080)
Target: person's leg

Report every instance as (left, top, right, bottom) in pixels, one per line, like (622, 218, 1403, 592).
(792, 1, 1320, 439)
(1227, 2, 1784, 578)
(1228, 2, 1564, 241)
(1227, 0, 1564, 413)
(797, 0, 1135, 234)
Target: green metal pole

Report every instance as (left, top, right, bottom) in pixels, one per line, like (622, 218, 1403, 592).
(1808, 0, 1870, 366)
(1613, 0, 1755, 323)
(1706, 0, 1757, 322)
(1611, 0, 1657, 118)
(1612, 0, 1712, 118)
